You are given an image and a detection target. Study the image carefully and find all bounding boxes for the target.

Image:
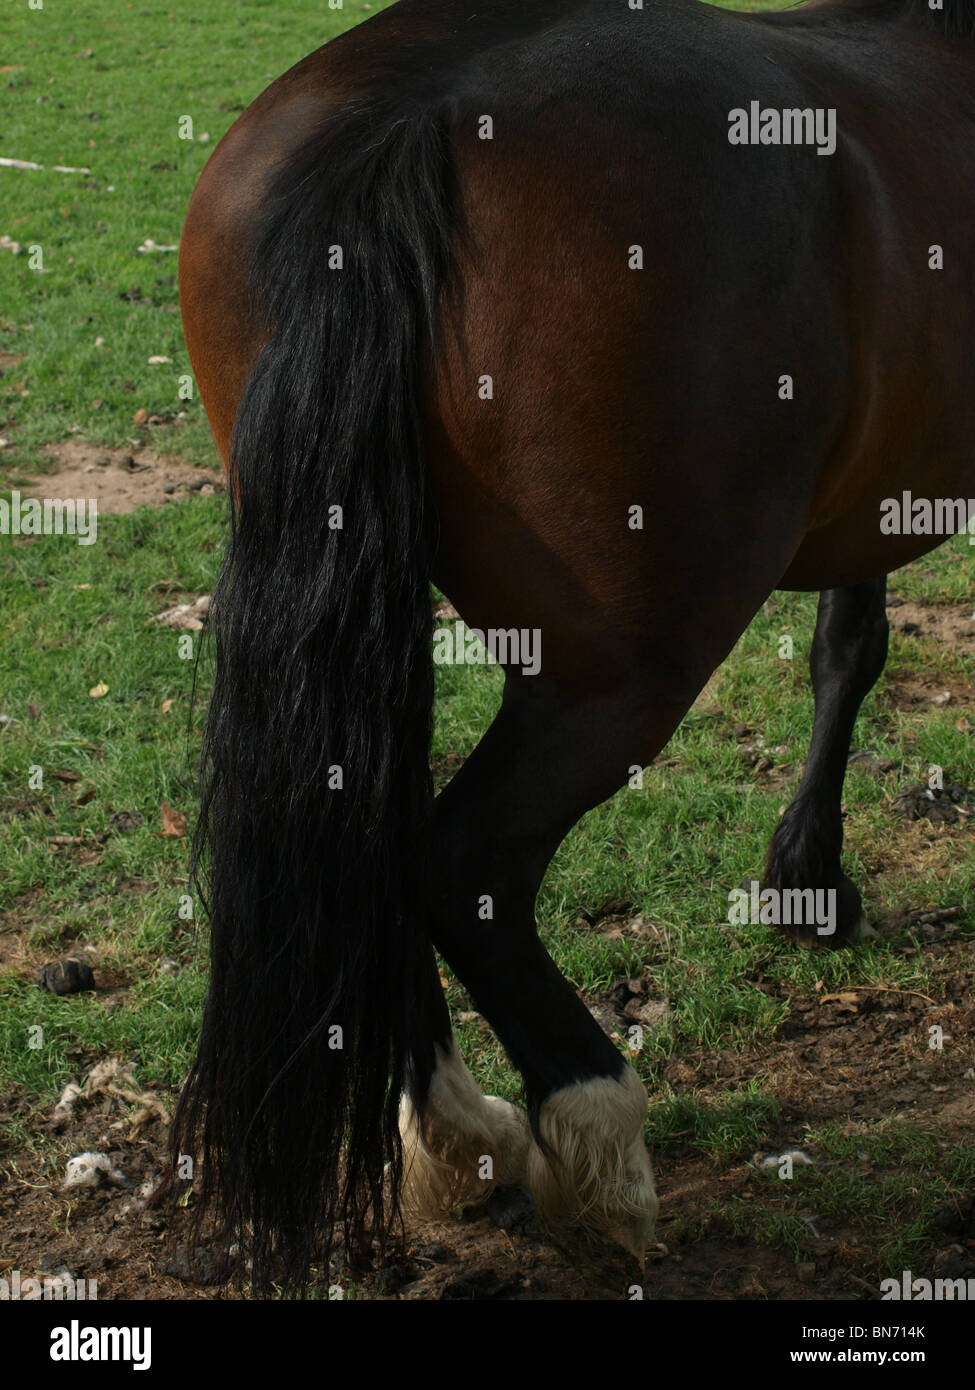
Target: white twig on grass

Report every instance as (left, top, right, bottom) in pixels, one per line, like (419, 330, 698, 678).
(0, 156, 91, 174)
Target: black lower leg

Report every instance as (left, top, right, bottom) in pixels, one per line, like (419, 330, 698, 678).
(765, 578, 888, 946)
(428, 676, 680, 1115)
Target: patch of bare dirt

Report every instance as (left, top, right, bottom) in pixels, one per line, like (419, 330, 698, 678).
(0, 878, 151, 995)
(0, 1060, 217, 1301)
(0, 930, 132, 998)
(15, 441, 223, 514)
(1, 932, 972, 1300)
(887, 596, 975, 655)
(0, 931, 32, 976)
(678, 922, 973, 1124)
(886, 671, 974, 712)
(869, 817, 975, 887)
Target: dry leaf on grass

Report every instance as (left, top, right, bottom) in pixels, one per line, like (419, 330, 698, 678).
(152, 595, 210, 631)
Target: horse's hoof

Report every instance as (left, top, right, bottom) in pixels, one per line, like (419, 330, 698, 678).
(525, 1067, 657, 1258)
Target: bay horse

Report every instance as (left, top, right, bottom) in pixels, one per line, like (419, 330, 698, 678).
(169, 0, 975, 1293)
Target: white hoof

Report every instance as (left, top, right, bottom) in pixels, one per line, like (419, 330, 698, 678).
(526, 1066, 657, 1258)
(399, 1040, 530, 1218)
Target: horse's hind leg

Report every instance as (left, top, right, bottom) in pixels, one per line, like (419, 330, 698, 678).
(424, 674, 693, 1256)
(765, 578, 889, 946)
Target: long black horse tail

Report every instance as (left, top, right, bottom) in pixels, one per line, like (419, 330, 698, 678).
(168, 96, 457, 1295)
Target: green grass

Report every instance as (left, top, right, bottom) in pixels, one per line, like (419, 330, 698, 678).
(0, 0, 398, 473)
(0, 499, 222, 1093)
(2, 0, 974, 1288)
(3, 507, 973, 1110)
(704, 1122, 975, 1276)
(646, 1084, 783, 1157)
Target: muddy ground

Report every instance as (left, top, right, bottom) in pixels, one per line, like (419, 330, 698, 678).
(13, 440, 224, 514)
(1, 916, 972, 1301)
